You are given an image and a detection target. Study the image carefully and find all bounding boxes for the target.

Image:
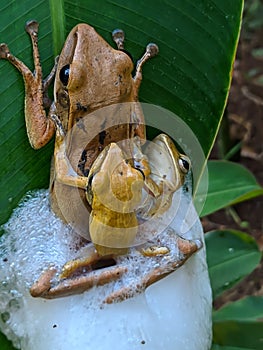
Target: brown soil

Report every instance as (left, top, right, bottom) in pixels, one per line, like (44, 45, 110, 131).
(202, 25, 263, 308)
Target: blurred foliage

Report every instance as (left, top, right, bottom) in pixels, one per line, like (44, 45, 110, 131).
(243, 0, 263, 33)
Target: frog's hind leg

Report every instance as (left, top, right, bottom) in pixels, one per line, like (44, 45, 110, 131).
(0, 20, 56, 149)
(30, 236, 202, 301)
(104, 236, 202, 304)
(30, 248, 126, 299)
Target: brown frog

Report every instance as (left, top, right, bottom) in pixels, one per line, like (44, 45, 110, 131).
(0, 21, 199, 301)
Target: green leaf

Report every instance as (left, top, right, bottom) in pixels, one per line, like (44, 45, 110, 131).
(49, 0, 66, 54)
(212, 296, 263, 349)
(0, 0, 243, 225)
(197, 160, 263, 217)
(205, 230, 261, 299)
(211, 346, 255, 350)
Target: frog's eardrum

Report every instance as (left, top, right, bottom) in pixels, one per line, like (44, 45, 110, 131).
(0, 179, 212, 350)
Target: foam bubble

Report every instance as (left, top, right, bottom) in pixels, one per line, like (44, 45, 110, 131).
(0, 181, 212, 350)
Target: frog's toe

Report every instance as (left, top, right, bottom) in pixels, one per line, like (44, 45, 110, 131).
(0, 43, 10, 59)
(30, 266, 57, 297)
(112, 28, 125, 50)
(25, 20, 39, 36)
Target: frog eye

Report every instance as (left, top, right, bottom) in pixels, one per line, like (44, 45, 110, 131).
(178, 156, 191, 174)
(59, 64, 70, 86)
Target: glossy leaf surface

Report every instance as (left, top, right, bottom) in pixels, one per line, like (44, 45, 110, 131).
(198, 160, 263, 217)
(212, 296, 263, 349)
(205, 229, 261, 299)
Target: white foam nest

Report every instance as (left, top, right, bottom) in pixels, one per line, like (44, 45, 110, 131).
(0, 178, 212, 350)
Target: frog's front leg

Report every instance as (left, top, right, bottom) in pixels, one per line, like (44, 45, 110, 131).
(0, 20, 56, 149)
(52, 120, 89, 190)
(112, 28, 158, 99)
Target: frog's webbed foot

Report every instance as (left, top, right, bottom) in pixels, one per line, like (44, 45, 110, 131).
(30, 235, 202, 303)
